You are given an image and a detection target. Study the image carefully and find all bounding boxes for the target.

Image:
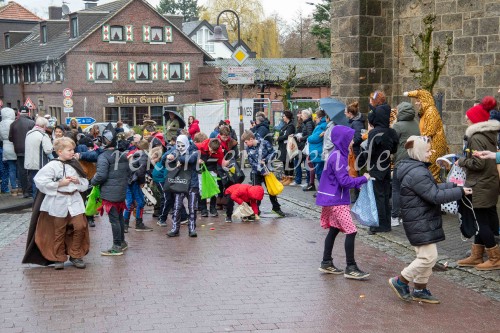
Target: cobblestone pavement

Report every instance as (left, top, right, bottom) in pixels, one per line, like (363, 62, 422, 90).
(0, 193, 499, 332)
(278, 183, 500, 301)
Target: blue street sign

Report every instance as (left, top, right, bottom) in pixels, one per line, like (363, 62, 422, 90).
(65, 117, 96, 125)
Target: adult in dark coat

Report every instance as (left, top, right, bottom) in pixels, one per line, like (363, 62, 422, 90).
(366, 91, 398, 234)
(251, 115, 271, 144)
(276, 111, 296, 185)
(391, 102, 421, 225)
(294, 109, 315, 186)
(9, 106, 35, 198)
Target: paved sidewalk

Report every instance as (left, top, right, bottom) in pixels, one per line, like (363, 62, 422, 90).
(0, 192, 32, 213)
(0, 197, 499, 332)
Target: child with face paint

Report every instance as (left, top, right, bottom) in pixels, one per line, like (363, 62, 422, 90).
(166, 135, 200, 237)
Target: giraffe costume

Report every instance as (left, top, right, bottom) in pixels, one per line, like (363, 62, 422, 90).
(405, 89, 449, 182)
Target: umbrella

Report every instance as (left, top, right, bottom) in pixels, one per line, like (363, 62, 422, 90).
(319, 97, 348, 126)
(163, 110, 186, 129)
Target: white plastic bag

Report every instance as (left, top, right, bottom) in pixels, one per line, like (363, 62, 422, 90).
(232, 202, 254, 220)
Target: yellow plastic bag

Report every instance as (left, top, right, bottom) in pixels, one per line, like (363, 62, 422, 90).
(264, 172, 284, 196)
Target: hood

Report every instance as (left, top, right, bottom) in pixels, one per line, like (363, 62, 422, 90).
(396, 158, 426, 182)
(465, 119, 500, 138)
(248, 185, 264, 201)
(1, 107, 16, 121)
(330, 125, 354, 157)
(406, 89, 435, 117)
(396, 102, 416, 121)
(367, 103, 391, 128)
(349, 113, 365, 123)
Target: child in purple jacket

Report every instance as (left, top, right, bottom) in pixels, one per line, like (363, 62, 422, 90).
(316, 125, 371, 280)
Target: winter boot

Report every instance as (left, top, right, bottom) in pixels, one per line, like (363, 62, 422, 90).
(167, 219, 180, 237)
(475, 245, 500, 271)
(188, 219, 197, 238)
(457, 244, 485, 267)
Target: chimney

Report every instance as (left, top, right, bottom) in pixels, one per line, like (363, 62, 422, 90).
(84, 1, 98, 9)
(48, 6, 62, 20)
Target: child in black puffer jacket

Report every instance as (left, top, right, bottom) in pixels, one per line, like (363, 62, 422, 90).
(388, 136, 471, 304)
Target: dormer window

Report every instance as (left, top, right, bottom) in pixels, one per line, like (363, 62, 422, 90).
(41, 25, 48, 44)
(5, 34, 10, 49)
(71, 17, 78, 38)
(110, 26, 124, 41)
(150, 27, 163, 42)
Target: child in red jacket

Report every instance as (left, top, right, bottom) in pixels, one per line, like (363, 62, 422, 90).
(225, 184, 264, 221)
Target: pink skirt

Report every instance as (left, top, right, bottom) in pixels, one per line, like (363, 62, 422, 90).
(320, 205, 357, 234)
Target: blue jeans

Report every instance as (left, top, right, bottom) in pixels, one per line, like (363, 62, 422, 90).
(294, 157, 310, 185)
(28, 170, 38, 198)
(123, 182, 145, 220)
(0, 149, 8, 192)
(4, 160, 18, 190)
(312, 161, 325, 182)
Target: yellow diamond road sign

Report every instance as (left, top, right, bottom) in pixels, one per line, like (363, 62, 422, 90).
(232, 46, 249, 65)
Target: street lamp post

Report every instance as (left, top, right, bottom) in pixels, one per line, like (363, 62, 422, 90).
(210, 10, 245, 165)
(305, 2, 331, 19)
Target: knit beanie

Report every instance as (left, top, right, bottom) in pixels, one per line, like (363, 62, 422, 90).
(405, 136, 430, 162)
(466, 96, 497, 124)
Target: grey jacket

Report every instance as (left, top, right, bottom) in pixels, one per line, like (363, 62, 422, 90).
(91, 149, 131, 202)
(392, 102, 420, 166)
(398, 158, 463, 246)
(0, 108, 16, 161)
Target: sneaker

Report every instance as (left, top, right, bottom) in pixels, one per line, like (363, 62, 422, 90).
(272, 209, 285, 217)
(411, 288, 440, 304)
(120, 241, 128, 251)
(124, 224, 129, 233)
(69, 257, 86, 269)
(209, 208, 219, 217)
(101, 245, 124, 256)
(88, 219, 95, 228)
(391, 217, 400, 227)
(303, 184, 316, 192)
(344, 264, 370, 280)
(288, 181, 300, 186)
(242, 214, 256, 222)
(135, 224, 153, 232)
(180, 219, 188, 225)
(189, 230, 198, 237)
(157, 220, 168, 227)
(225, 216, 232, 223)
(201, 210, 209, 217)
(54, 261, 64, 270)
(318, 260, 343, 274)
(388, 277, 411, 302)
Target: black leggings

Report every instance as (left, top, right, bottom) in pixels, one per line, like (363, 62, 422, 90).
(322, 227, 356, 266)
(474, 206, 499, 248)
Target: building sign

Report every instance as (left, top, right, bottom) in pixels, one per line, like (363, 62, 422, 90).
(110, 94, 173, 105)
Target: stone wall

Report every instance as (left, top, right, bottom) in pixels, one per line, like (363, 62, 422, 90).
(331, 0, 500, 152)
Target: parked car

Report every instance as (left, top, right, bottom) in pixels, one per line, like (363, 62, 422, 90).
(82, 122, 131, 134)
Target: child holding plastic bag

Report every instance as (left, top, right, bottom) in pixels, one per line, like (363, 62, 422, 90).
(388, 136, 471, 304)
(316, 125, 371, 280)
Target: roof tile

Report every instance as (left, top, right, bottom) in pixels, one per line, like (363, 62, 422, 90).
(0, 1, 42, 21)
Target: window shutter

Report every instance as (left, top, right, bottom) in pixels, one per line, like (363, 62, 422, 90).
(151, 62, 158, 80)
(125, 25, 133, 42)
(161, 62, 169, 80)
(143, 25, 150, 43)
(111, 61, 119, 80)
(183, 62, 191, 80)
(165, 26, 172, 43)
(86, 61, 95, 81)
(128, 62, 136, 81)
(102, 25, 110, 42)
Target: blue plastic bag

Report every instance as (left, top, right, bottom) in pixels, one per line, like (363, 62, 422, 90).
(351, 180, 379, 227)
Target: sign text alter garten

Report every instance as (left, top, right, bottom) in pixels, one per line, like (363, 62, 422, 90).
(113, 95, 170, 105)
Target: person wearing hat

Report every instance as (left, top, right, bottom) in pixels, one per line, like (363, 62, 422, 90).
(455, 96, 500, 271)
(403, 89, 448, 182)
(91, 129, 131, 255)
(9, 106, 35, 198)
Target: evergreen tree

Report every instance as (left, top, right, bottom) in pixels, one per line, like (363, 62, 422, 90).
(310, 0, 331, 57)
(156, 0, 200, 22)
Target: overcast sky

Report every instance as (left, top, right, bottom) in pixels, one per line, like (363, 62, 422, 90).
(14, 0, 315, 22)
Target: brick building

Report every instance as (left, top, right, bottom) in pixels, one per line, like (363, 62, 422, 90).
(0, 0, 213, 125)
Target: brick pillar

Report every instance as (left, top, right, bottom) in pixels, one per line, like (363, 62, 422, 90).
(331, 0, 393, 111)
